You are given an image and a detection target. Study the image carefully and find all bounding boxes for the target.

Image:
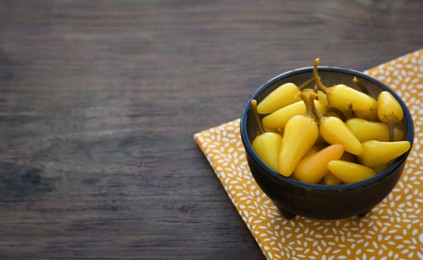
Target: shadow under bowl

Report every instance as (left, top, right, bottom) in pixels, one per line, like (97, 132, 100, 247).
(240, 67, 414, 220)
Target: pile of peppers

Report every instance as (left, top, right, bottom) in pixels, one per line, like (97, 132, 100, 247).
(251, 58, 411, 185)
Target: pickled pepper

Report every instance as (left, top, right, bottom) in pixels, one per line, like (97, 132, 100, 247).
(278, 94, 319, 177)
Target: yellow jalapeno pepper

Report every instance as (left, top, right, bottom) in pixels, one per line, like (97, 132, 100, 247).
(257, 77, 315, 115)
(377, 91, 404, 141)
(262, 99, 325, 130)
(328, 160, 376, 184)
(378, 91, 404, 123)
(251, 100, 283, 172)
(262, 101, 306, 130)
(351, 76, 380, 121)
(313, 58, 378, 120)
(357, 140, 411, 168)
(252, 133, 282, 172)
(310, 93, 363, 155)
(257, 83, 301, 114)
(293, 144, 344, 184)
(278, 94, 319, 177)
(346, 118, 404, 142)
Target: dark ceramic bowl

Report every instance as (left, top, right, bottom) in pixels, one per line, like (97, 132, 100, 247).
(240, 67, 414, 220)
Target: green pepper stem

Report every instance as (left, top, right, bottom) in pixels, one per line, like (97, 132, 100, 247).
(387, 120, 395, 142)
(313, 58, 329, 94)
(353, 76, 369, 94)
(298, 92, 317, 119)
(326, 107, 346, 121)
(309, 93, 324, 122)
(345, 102, 355, 120)
(251, 99, 265, 134)
(298, 77, 315, 90)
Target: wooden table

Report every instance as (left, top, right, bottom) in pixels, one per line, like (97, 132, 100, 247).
(0, 0, 421, 258)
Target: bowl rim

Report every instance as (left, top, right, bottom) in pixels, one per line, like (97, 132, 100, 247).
(240, 66, 415, 191)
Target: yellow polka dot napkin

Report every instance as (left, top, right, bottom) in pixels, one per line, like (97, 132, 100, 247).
(194, 49, 423, 260)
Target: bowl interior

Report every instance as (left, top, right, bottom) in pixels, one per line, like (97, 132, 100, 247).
(241, 66, 414, 191)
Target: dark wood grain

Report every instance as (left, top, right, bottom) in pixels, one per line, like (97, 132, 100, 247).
(0, 0, 422, 258)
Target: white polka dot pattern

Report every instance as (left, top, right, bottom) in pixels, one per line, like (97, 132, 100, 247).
(194, 49, 423, 260)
